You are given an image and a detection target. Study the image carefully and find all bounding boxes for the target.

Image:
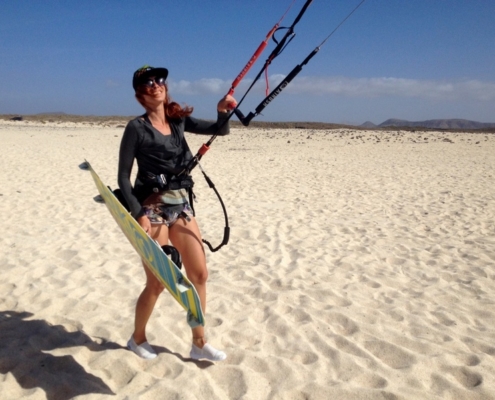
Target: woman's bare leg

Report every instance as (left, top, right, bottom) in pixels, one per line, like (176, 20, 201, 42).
(132, 224, 168, 345)
(169, 216, 208, 347)
(132, 264, 165, 344)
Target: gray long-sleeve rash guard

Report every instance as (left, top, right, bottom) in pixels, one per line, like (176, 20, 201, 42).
(118, 111, 230, 219)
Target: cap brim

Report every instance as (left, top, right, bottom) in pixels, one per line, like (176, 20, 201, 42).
(134, 67, 169, 89)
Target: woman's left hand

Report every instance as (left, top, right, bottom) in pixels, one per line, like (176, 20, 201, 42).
(217, 94, 237, 113)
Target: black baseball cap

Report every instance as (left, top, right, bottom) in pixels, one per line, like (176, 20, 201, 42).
(132, 65, 169, 90)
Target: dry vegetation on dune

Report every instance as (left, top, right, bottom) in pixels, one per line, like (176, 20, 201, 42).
(2, 113, 494, 133)
(0, 113, 130, 128)
(0, 113, 356, 130)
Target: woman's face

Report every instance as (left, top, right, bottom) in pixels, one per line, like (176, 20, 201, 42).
(136, 76, 167, 105)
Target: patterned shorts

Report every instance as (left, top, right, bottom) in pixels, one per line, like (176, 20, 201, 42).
(143, 202, 193, 227)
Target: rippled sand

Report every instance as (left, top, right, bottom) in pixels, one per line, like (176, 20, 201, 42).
(1, 120, 494, 399)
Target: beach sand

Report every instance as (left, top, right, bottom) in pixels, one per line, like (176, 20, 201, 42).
(1, 120, 495, 399)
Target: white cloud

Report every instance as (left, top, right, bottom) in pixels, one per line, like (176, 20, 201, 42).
(168, 75, 495, 101)
(168, 78, 228, 95)
(168, 76, 284, 96)
(106, 79, 119, 88)
(285, 77, 495, 101)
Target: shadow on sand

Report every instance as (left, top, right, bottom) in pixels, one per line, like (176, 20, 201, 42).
(0, 310, 124, 399)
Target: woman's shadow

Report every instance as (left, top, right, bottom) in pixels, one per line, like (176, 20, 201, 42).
(0, 310, 123, 399)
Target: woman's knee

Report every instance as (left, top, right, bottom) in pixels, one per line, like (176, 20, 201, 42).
(187, 266, 208, 286)
(142, 263, 166, 295)
(145, 280, 165, 296)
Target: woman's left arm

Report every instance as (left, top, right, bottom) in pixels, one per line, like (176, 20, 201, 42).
(185, 94, 237, 136)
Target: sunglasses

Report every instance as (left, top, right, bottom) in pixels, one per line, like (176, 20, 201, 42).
(141, 76, 166, 88)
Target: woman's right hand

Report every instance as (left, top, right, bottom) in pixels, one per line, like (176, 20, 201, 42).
(137, 215, 152, 234)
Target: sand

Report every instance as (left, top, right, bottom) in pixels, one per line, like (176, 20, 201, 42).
(1, 119, 494, 400)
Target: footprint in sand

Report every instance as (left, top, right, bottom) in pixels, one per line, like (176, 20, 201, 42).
(334, 336, 369, 359)
(461, 336, 495, 356)
(457, 354, 481, 367)
(325, 313, 359, 336)
(364, 340, 417, 369)
(207, 317, 223, 327)
(287, 308, 313, 324)
(386, 257, 407, 266)
(431, 311, 456, 327)
(290, 351, 319, 365)
(227, 330, 262, 349)
(353, 372, 388, 389)
(56, 249, 78, 261)
(449, 366, 483, 388)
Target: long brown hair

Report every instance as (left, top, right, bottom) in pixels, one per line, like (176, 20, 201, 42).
(135, 83, 193, 119)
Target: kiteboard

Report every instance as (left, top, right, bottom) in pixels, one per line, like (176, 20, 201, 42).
(83, 161, 204, 326)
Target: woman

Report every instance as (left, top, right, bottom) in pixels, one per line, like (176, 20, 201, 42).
(118, 65, 236, 361)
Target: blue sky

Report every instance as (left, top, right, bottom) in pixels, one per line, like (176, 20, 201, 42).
(1, 0, 494, 125)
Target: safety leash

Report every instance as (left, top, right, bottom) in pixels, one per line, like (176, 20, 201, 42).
(195, 163, 230, 252)
(227, 0, 297, 97)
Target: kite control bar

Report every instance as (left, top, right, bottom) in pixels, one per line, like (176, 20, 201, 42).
(234, 47, 319, 126)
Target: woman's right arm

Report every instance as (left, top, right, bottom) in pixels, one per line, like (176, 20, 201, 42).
(117, 122, 146, 220)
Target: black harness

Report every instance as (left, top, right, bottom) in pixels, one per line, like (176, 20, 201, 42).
(139, 171, 194, 192)
(137, 168, 229, 253)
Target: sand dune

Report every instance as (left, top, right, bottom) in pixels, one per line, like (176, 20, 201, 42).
(1, 120, 494, 399)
